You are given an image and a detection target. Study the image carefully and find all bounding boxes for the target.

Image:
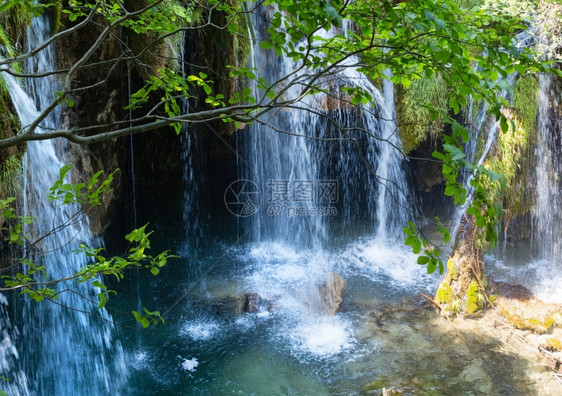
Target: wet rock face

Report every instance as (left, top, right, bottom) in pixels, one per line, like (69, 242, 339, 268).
(55, 16, 125, 236)
(318, 273, 345, 315)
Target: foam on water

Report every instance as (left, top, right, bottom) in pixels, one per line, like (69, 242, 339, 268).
(288, 316, 354, 358)
(338, 237, 437, 291)
(180, 321, 221, 341)
(180, 357, 199, 372)
(131, 350, 149, 371)
(230, 238, 436, 361)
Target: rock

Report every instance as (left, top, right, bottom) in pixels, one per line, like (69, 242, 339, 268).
(318, 273, 345, 315)
(242, 292, 274, 314)
(243, 293, 262, 313)
(496, 282, 535, 301)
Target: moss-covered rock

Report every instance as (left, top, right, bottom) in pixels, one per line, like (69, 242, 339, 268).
(0, 80, 23, 198)
(0, 3, 31, 51)
(513, 74, 539, 134)
(396, 74, 448, 154)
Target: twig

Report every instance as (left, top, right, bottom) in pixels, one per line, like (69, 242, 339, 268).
(421, 293, 441, 311)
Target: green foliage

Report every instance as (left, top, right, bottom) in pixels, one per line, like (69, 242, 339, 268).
(430, 118, 505, 251)
(127, 67, 192, 133)
(403, 221, 444, 274)
(1, 166, 176, 327)
(0, 197, 34, 245)
(47, 164, 117, 207)
(132, 308, 165, 328)
(74, 222, 177, 317)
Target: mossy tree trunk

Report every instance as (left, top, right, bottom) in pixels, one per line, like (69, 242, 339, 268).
(436, 215, 494, 315)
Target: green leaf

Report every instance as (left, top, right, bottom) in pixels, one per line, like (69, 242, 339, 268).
(260, 41, 274, 50)
(417, 256, 430, 265)
(500, 116, 508, 133)
(412, 239, 421, 254)
(140, 318, 150, 328)
(98, 292, 107, 309)
(427, 260, 437, 274)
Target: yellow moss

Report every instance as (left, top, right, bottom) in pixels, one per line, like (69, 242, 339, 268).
(436, 282, 453, 304)
(501, 308, 530, 330)
(552, 312, 562, 326)
(528, 318, 549, 334)
(500, 308, 556, 334)
(447, 257, 458, 281)
(542, 338, 562, 352)
(466, 279, 482, 314)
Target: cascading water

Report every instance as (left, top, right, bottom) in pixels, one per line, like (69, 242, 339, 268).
(482, 69, 562, 302)
(491, 71, 562, 302)
(0, 295, 30, 395)
(228, 4, 429, 357)
(533, 72, 562, 262)
(240, 16, 412, 247)
(119, 5, 561, 395)
(3, 16, 126, 394)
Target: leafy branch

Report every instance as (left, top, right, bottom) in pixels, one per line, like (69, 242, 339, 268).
(0, 166, 177, 327)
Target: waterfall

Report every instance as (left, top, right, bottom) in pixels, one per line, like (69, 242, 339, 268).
(239, 10, 412, 248)
(533, 72, 562, 262)
(3, 16, 126, 394)
(230, 4, 417, 323)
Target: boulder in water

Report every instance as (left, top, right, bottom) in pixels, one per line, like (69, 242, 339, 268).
(242, 292, 274, 313)
(318, 273, 345, 315)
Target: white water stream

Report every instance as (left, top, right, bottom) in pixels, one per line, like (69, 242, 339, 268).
(2, 16, 126, 394)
